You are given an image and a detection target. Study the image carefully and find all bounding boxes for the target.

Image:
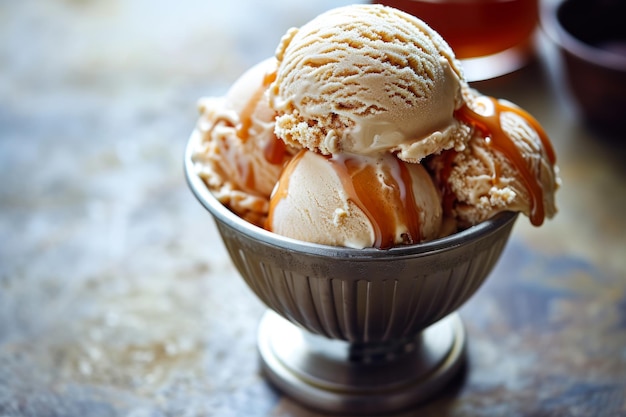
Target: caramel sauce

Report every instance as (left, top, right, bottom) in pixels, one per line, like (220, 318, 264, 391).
(235, 85, 265, 142)
(240, 159, 256, 191)
(203, 66, 285, 191)
(454, 96, 555, 226)
(265, 150, 304, 230)
(393, 159, 423, 245)
(268, 151, 422, 249)
(436, 149, 459, 216)
(264, 134, 287, 165)
(336, 155, 421, 249)
(263, 69, 277, 87)
(233, 68, 287, 167)
(235, 71, 275, 142)
(373, 0, 538, 60)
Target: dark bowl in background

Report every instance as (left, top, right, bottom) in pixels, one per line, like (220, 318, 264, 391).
(541, 0, 626, 135)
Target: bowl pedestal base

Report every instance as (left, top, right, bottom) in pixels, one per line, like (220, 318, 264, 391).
(257, 310, 466, 415)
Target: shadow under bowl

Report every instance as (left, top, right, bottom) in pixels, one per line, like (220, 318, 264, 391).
(185, 139, 518, 345)
(541, 0, 626, 134)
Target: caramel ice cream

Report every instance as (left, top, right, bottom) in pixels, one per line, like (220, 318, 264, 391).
(269, 5, 471, 163)
(267, 151, 442, 249)
(192, 58, 292, 226)
(429, 93, 559, 228)
(190, 4, 560, 249)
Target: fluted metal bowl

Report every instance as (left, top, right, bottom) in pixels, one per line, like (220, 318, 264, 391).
(185, 145, 517, 344)
(185, 137, 518, 413)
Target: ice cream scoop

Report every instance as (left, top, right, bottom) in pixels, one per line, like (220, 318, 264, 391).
(191, 4, 559, 249)
(267, 150, 442, 249)
(428, 93, 559, 228)
(269, 4, 472, 163)
(191, 58, 292, 226)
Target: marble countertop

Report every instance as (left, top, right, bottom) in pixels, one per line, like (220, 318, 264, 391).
(1, 1, 625, 416)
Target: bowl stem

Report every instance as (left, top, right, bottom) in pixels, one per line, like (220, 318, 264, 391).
(258, 309, 466, 414)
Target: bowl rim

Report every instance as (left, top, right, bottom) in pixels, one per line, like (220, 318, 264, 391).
(184, 133, 518, 260)
(540, 0, 626, 72)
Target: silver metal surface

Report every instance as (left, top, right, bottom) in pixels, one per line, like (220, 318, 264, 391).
(185, 136, 519, 413)
(258, 310, 466, 415)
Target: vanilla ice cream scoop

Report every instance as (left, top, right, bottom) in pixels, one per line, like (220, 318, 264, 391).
(267, 151, 442, 249)
(269, 4, 471, 162)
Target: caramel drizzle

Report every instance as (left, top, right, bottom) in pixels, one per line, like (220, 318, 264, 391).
(263, 131, 287, 165)
(334, 155, 422, 249)
(265, 149, 303, 231)
(258, 70, 286, 164)
(207, 68, 286, 171)
(235, 69, 277, 142)
(268, 151, 422, 249)
(454, 96, 555, 226)
(235, 86, 265, 142)
(438, 148, 459, 216)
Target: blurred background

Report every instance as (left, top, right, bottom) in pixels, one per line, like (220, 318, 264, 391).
(1, 0, 625, 416)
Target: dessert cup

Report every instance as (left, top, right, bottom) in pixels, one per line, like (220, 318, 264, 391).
(185, 138, 518, 414)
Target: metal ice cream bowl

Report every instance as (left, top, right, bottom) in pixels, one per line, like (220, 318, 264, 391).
(185, 139, 518, 414)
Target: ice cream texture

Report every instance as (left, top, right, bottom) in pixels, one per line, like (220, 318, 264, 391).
(268, 150, 442, 249)
(192, 58, 292, 226)
(190, 4, 560, 249)
(429, 93, 559, 228)
(269, 4, 471, 163)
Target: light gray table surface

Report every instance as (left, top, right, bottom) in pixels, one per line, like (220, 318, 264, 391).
(1, 1, 625, 416)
